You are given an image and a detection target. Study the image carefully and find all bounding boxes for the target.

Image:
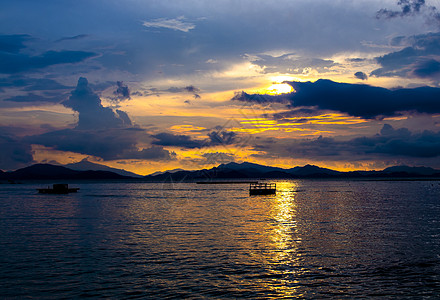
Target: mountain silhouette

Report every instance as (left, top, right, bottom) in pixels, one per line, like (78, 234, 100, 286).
(0, 164, 133, 180)
(143, 162, 440, 181)
(65, 160, 143, 178)
(1, 162, 440, 182)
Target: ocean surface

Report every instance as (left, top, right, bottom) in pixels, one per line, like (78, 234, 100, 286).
(0, 180, 439, 299)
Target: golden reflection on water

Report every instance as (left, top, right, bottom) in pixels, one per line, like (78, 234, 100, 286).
(271, 181, 300, 259)
(122, 181, 306, 298)
(253, 181, 303, 298)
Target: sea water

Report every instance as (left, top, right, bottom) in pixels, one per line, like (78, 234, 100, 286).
(0, 180, 439, 298)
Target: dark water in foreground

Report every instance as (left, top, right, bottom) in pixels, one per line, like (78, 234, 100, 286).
(0, 180, 439, 298)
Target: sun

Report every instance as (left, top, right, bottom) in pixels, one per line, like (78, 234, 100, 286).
(265, 83, 293, 95)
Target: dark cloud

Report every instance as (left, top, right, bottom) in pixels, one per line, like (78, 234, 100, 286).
(249, 53, 337, 74)
(166, 85, 201, 99)
(26, 123, 178, 162)
(376, 0, 428, 19)
(186, 85, 201, 99)
(23, 78, 138, 159)
(56, 34, 89, 42)
(312, 124, 440, 158)
(208, 130, 236, 145)
(372, 47, 418, 77)
(372, 2, 440, 80)
(115, 110, 132, 126)
(0, 50, 97, 74)
(0, 34, 31, 54)
(354, 71, 368, 80)
(381, 32, 440, 78)
(131, 91, 143, 97)
(63, 77, 131, 130)
(167, 87, 188, 93)
(112, 81, 131, 101)
(0, 77, 27, 89)
(252, 124, 440, 161)
(0, 77, 71, 100)
(152, 132, 203, 149)
(287, 79, 440, 118)
(371, 32, 440, 80)
(0, 132, 34, 171)
(234, 79, 440, 119)
(23, 77, 175, 161)
(3, 1, 394, 79)
(4, 93, 66, 103)
(25, 127, 174, 161)
(183, 85, 199, 93)
(120, 146, 176, 160)
(232, 91, 288, 104)
(376, 0, 440, 26)
(26, 128, 137, 160)
(152, 128, 238, 149)
(347, 58, 367, 62)
(25, 121, 176, 161)
(412, 58, 440, 77)
(390, 35, 407, 46)
(365, 124, 440, 157)
(23, 78, 71, 91)
(87, 81, 116, 92)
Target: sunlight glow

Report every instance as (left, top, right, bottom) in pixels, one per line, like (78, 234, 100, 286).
(265, 83, 293, 95)
(236, 113, 367, 137)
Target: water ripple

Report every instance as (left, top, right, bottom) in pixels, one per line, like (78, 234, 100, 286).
(0, 180, 439, 298)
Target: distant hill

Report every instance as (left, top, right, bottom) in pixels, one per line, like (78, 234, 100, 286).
(218, 162, 286, 173)
(148, 168, 185, 176)
(65, 160, 143, 178)
(2, 162, 440, 182)
(383, 166, 439, 176)
(0, 164, 134, 180)
(143, 162, 440, 181)
(288, 164, 342, 177)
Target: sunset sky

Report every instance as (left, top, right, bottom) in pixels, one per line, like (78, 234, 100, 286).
(1, 0, 440, 174)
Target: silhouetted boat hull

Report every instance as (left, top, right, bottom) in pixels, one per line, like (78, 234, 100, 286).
(37, 184, 79, 194)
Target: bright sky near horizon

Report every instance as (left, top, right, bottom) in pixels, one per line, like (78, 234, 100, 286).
(1, 0, 440, 174)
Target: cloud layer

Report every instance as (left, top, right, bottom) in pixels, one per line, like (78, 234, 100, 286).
(143, 16, 195, 32)
(2, 1, 440, 171)
(253, 124, 440, 161)
(248, 53, 337, 75)
(371, 32, 440, 80)
(0, 132, 34, 170)
(376, 0, 440, 24)
(152, 129, 237, 149)
(26, 78, 175, 161)
(234, 79, 440, 119)
(0, 50, 96, 74)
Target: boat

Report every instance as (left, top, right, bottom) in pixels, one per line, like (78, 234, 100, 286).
(37, 184, 80, 194)
(249, 182, 276, 195)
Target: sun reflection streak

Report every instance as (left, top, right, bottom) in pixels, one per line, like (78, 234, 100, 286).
(259, 181, 303, 297)
(270, 182, 301, 261)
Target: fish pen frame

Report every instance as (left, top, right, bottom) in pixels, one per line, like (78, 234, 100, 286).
(249, 182, 276, 195)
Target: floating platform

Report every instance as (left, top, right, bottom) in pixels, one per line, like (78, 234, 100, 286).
(37, 184, 79, 194)
(249, 182, 276, 195)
